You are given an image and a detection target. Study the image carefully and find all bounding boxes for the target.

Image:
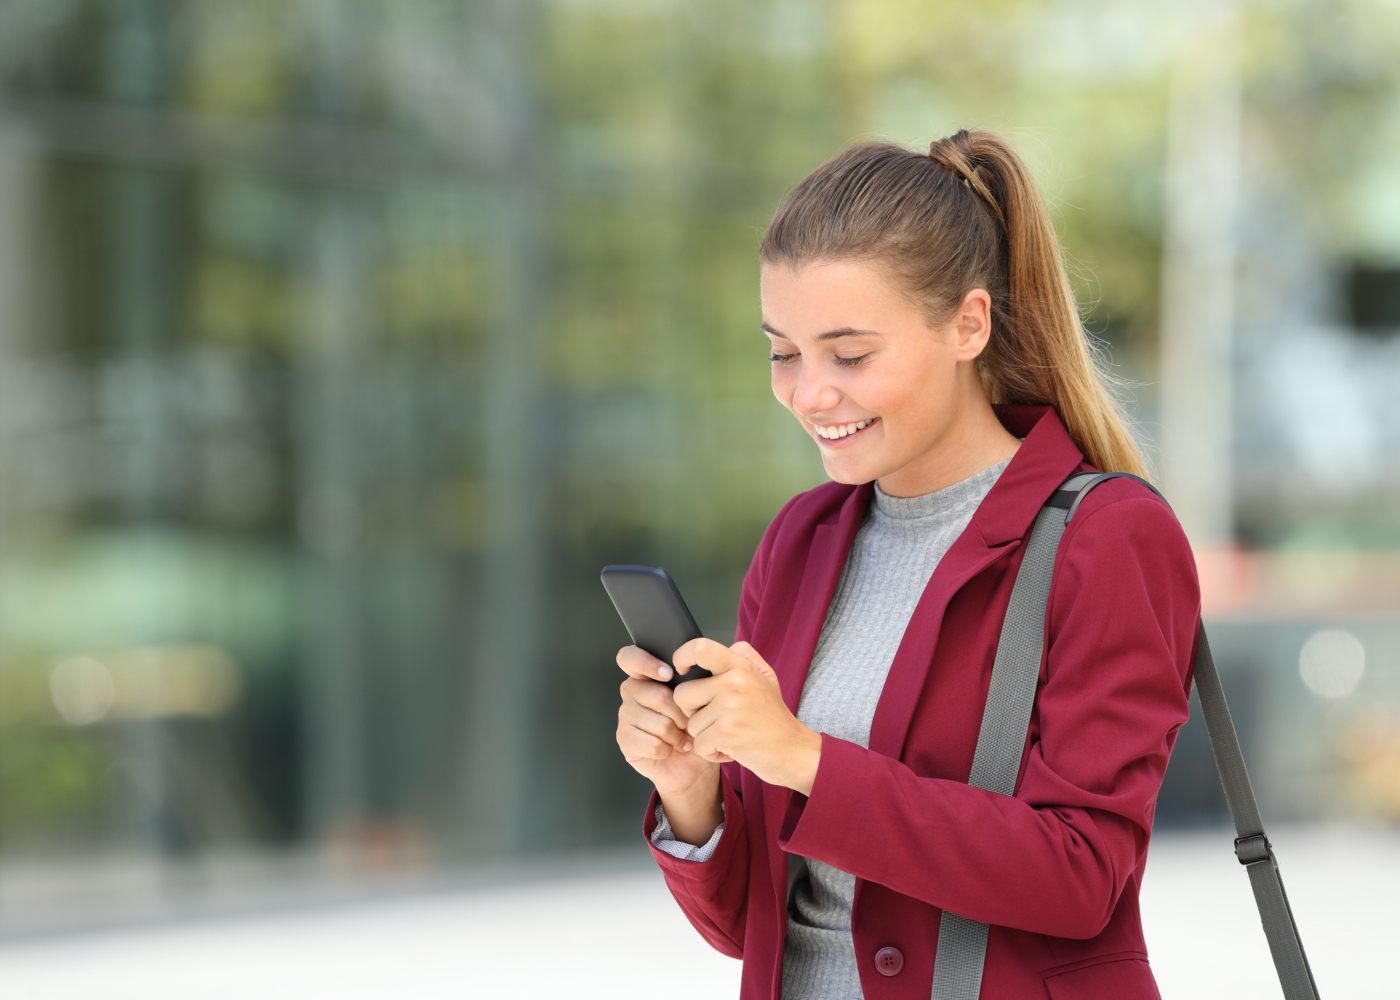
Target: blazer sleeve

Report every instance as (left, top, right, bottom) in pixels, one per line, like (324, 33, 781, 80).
(776, 493, 1199, 940)
(644, 766, 749, 957)
(641, 495, 793, 956)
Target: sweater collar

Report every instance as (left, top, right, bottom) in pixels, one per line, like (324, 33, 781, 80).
(871, 457, 1012, 521)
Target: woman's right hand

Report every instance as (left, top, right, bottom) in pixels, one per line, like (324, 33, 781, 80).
(616, 645, 723, 844)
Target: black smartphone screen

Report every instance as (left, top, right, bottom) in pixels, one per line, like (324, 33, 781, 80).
(600, 565, 713, 688)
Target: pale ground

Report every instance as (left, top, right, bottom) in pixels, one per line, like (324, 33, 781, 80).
(0, 825, 1391, 998)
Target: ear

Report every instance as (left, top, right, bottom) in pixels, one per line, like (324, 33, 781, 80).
(951, 288, 993, 361)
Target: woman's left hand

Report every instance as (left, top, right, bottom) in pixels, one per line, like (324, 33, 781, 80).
(671, 639, 822, 796)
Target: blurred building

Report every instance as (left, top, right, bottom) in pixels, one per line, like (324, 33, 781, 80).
(0, 0, 1397, 928)
(0, 0, 832, 908)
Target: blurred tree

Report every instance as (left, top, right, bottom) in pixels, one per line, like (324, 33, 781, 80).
(0, 0, 1398, 888)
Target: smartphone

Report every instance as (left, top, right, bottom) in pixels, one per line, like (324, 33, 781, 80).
(600, 565, 714, 688)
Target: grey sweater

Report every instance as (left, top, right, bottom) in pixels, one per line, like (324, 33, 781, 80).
(653, 459, 1010, 999)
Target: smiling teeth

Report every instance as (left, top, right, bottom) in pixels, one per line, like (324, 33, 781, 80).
(815, 418, 874, 440)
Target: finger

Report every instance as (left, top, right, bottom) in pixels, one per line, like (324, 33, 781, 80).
(683, 699, 723, 745)
(616, 722, 679, 761)
(618, 702, 693, 752)
(619, 701, 690, 748)
(672, 675, 721, 718)
(616, 644, 674, 683)
(626, 679, 690, 733)
(673, 637, 739, 677)
(689, 715, 729, 764)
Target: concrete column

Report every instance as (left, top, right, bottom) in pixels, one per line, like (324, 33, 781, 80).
(0, 123, 37, 353)
(103, 0, 181, 856)
(459, 0, 549, 857)
(295, 0, 382, 847)
(0, 119, 39, 633)
(298, 196, 377, 840)
(1158, 2, 1241, 548)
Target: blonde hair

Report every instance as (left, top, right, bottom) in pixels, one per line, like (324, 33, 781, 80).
(760, 129, 1147, 479)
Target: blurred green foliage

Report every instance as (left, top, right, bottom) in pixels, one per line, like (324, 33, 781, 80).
(0, 0, 1397, 870)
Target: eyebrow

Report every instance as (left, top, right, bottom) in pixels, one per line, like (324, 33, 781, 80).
(760, 322, 884, 342)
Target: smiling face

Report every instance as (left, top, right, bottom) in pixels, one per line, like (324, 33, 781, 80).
(761, 258, 1017, 496)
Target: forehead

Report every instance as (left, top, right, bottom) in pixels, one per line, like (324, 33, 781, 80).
(760, 259, 927, 337)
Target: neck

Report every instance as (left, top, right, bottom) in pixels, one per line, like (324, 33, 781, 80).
(876, 386, 1020, 498)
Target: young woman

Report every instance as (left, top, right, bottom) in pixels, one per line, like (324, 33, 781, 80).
(613, 130, 1198, 1000)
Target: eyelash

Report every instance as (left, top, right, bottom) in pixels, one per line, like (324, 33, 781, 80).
(768, 352, 869, 368)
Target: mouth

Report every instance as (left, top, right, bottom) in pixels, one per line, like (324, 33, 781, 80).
(812, 417, 878, 445)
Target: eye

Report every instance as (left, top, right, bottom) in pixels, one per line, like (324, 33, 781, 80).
(834, 354, 870, 368)
(769, 351, 798, 364)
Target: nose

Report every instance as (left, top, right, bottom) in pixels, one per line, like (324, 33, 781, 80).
(790, 359, 842, 418)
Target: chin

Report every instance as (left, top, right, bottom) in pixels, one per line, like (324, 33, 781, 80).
(820, 453, 883, 486)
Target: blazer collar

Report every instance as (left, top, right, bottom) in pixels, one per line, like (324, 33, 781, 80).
(972, 404, 1087, 546)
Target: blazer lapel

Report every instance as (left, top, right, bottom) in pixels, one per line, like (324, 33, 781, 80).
(763, 406, 1082, 889)
(775, 482, 871, 713)
(765, 482, 869, 902)
(865, 530, 1010, 758)
(867, 405, 1086, 760)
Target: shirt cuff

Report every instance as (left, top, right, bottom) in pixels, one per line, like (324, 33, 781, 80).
(649, 801, 725, 862)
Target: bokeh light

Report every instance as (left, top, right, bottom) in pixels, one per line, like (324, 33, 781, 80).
(48, 657, 116, 725)
(1299, 628, 1366, 699)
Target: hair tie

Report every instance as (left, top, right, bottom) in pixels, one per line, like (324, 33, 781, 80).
(926, 136, 1004, 224)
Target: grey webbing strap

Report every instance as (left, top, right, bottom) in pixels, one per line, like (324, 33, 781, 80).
(930, 473, 1319, 1000)
(929, 474, 1093, 1000)
(1194, 627, 1320, 1000)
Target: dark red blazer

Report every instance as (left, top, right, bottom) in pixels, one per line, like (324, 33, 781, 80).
(644, 406, 1200, 999)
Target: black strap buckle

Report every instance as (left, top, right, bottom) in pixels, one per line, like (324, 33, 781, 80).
(1234, 833, 1272, 865)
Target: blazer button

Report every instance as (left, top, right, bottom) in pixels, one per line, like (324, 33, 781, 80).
(874, 946, 904, 977)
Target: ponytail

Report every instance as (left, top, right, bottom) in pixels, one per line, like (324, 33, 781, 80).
(762, 129, 1148, 479)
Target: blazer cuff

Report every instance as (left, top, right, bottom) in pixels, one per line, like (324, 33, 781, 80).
(644, 770, 744, 873)
(777, 732, 863, 857)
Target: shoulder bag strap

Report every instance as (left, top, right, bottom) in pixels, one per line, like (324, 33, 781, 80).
(929, 472, 1320, 1000)
(929, 472, 1097, 1000)
(1193, 624, 1320, 999)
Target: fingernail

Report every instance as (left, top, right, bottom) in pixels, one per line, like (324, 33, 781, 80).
(658, 666, 673, 680)
(683, 741, 693, 752)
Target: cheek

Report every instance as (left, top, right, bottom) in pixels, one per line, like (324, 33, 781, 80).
(871, 351, 952, 433)
(770, 367, 797, 408)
